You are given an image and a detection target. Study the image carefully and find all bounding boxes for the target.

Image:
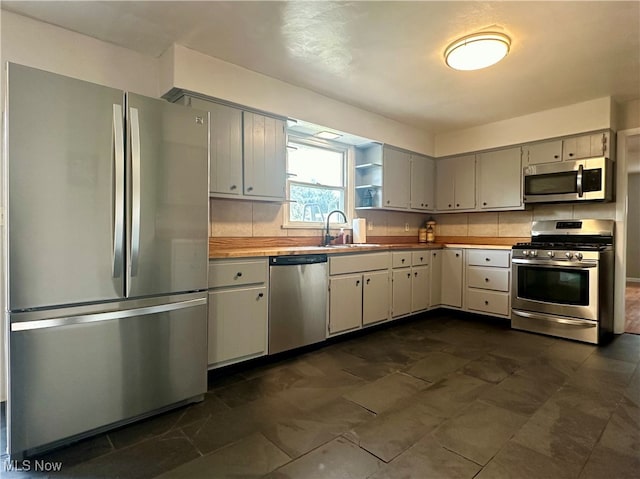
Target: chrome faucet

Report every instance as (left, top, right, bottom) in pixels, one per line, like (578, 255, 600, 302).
(324, 210, 348, 246)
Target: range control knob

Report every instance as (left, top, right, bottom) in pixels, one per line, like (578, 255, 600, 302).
(523, 250, 530, 257)
(547, 251, 555, 258)
(575, 252, 583, 261)
(565, 252, 574, 260)
(531, 250, 538, 257)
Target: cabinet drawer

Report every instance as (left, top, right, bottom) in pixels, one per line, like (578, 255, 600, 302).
(329, 252, 390, 275)
(208, 259, 268, 288)
(466, 289, 510, 316)
(392, 251, 412, 268)
(411, 250, 430, 266)
(467, 249, 511, 268)
(467, 267, 510, 292)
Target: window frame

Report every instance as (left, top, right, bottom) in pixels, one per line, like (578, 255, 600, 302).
(284, 133, 354, 229)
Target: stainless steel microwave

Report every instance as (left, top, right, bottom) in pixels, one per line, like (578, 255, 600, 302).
(523, 157, 614, 204)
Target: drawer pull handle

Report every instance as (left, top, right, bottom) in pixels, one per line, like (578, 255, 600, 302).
(420, 256, 424, 261)
(356, 280, 360, 286)
(247, 186, 254, 192)
(230, 184, 237, 190)
(366, 278, 371, 284)
(485, 258, 490, 262)
(485, 300, 489, 305)
(485, 278, 489, 282)
(414, 272, 418, 277)
(235, 272, 243, 278)
(407, 273, 411, 278)
(456, 253, 460, 257)
(401, 258, 405, 263)
(258, 293, 264, 298)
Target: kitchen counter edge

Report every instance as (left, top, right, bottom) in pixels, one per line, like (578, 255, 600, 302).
(209, 243, 512, 259)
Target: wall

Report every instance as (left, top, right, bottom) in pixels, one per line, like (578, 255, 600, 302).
(209, 198, 429, 239)
(618, 99, 640, 131)
(161, 45, 435, 156)
(435, 97, 616, 157)
(627, 173, 640, 279)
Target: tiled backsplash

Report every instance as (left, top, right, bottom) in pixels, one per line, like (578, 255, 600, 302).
(209, 197, 617, 239)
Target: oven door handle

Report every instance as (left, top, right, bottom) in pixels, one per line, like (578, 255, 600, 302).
(512, 258, 597, 269)
(512, 309, 597, 328)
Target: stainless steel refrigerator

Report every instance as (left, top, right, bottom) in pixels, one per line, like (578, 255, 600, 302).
(4, 63, 209, 457)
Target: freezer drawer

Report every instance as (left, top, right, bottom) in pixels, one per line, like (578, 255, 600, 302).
(8, 293, 207, 456)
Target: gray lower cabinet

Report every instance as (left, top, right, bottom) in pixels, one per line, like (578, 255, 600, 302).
(392, 267, 412, 318)
(329, 274, 363, 334)
(465, 249, 511, 318)
(328, 252, 391, 335)
(207, 258, 268, 367)
(391, 250, 431, 318)
(363, 270, 392, 325)
(429, 250, 442, 307)
(441, 249, 463, 308)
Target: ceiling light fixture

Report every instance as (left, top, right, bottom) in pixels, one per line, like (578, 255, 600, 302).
(444, 31, 511, 71)
(315, 131, 342, 140)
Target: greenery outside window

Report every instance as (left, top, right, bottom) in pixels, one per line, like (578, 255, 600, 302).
(285, 136, 351, 227)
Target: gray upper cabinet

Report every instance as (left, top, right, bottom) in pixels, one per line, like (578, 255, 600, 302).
(189, 98, 242, 196)
(524, 130, 613, 166)
(382, 146, 412, 209)
(180, 95, 286, 201)
(436, 155, 476, 211)
(477, 147, 523, 210)
(356, 144, 433, 212)
(524, 140, 563, 165)
(243, 111, 286, 199)
(562, 131, 611, 161)
(410, 154, 435, 211)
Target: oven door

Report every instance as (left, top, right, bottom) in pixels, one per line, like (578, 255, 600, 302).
(511, 258, 598, 321)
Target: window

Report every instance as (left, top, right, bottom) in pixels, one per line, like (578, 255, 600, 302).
(286, 136, 351, 226)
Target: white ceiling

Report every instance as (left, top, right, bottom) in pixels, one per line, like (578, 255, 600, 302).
(3, 1, 639, 134)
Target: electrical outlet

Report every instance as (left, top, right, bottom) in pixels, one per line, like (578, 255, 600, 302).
(405, 223, 410, 232)
(368, 221, 374, 231)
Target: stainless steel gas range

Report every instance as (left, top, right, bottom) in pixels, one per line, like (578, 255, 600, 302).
(511, 219, 614, 344)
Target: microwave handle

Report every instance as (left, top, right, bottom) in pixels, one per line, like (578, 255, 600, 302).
(577, 164, 584, 197)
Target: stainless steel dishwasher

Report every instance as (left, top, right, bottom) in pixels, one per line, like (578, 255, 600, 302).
(269, 254, 328, 354)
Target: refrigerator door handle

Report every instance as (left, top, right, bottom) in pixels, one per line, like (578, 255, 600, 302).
(130, 107, 142, 280)
(11, 297, 207, 332)
(112, 104, 125, 278)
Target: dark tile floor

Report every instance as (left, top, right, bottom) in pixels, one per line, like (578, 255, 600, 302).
(2, 311, 640, 478)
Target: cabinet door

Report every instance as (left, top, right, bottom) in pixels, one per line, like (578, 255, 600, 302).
(562, 136, 591, 161)
(363, 271, 390, 325)
(243, 112, 286, 199)
(429, 251, 442, 307)
(189, 98, 242, 195)
(435, 159, 456, 210)
(382, 147, 411, 209)
(453, 156, 476, 209)
(590, 132, 608, 157)
(411, 265, 430, 312)
(392, 268, 412, 317)
(410, 155, 435, 210)
(208, 286, 267, 365)
(477, 147, 522, 209)
(525, 140, 563, 165)
(329, 274, 363, 334)
(441, 250, 463, 308)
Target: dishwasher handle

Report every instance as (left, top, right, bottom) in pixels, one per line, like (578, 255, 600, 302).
(270, 254, 328, 266)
